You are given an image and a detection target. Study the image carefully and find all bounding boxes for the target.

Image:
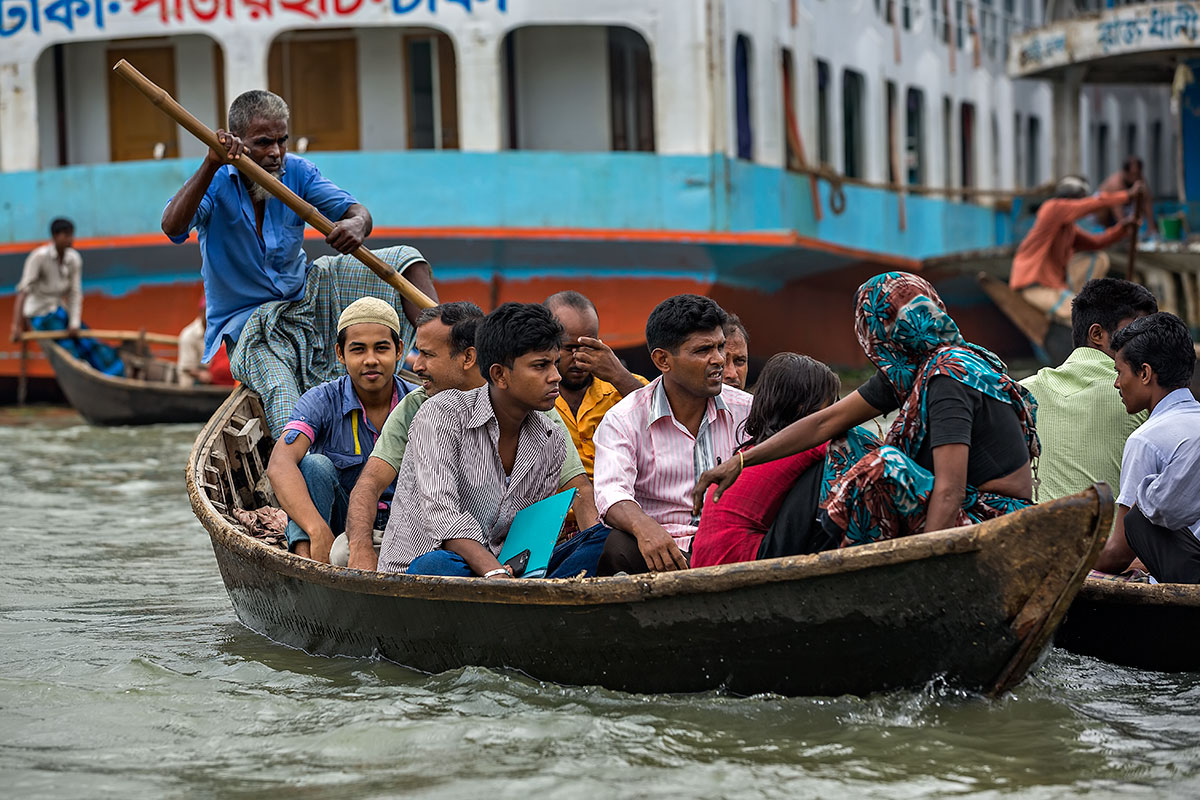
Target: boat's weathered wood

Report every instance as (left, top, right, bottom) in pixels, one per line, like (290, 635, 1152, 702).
(977, 272, 1050, 346)
(187, 386, 1110, 697)
(1057, 577, 1200, 672)
(40, 340, 231, 426)
(21, 328, 180, 346)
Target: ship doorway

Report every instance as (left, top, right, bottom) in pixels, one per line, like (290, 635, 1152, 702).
(734, 34, 753, 160)
(269, 31, 360, 153)
(501, 25, 655, 152)
(960, 101, 976, 199)
(107, 43, 179, 163)
(403, 31, 460, 150)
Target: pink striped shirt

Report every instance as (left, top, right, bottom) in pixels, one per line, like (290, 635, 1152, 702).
(593, 376, 753, 551)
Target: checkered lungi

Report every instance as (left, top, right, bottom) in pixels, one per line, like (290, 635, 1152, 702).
(229, 245, 426, 435)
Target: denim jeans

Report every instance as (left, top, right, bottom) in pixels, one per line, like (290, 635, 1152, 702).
(284, 453, 349, 552)
(406, 523, 611, 578)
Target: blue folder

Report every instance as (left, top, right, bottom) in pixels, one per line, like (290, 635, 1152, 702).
(498, 488, 577, 578)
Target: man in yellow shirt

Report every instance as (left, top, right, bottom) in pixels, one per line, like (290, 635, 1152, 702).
(545, 291, 648, 478)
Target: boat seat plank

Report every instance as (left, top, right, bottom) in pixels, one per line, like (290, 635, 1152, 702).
(977, 272, 1050, 346)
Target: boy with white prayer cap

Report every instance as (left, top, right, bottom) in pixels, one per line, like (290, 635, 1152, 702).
(265, 297, 413, 562)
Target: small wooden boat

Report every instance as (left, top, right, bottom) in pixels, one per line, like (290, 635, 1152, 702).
(188, 387, 1112, 697)
(1056, 578, 1200, 672)
(40, 339, 231, 426)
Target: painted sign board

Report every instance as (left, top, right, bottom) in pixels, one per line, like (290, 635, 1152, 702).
(1009, 1, 1200, 78)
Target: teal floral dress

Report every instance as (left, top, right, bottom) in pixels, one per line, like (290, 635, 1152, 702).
(821, 272, 1040, 547)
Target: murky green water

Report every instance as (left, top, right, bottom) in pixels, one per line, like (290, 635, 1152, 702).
(3, 414, 1200, 799)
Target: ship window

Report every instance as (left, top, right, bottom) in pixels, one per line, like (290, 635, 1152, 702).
(734, 34, 754, 160)
(816, 60, 831, 165)
(502, 25, 653, 152)
(405, 32, 460, 150)
(907, 87, 925, 185)
(886, 80, 898, 185)
(1125, 123, 1138, 160)
(943, 95, 954, 190)
(781, 48, 802, 172)
(842, 69, 865, 179)
(1096, 123, 1110, 185)
(961, 102, 976, 196)
(1151, 120, 1163, 192)
(609, 27, 655, 152)
(1014, 112, 1023, 188)
(1027, 115, 1041, 188)
(991, 112, 1001, 190)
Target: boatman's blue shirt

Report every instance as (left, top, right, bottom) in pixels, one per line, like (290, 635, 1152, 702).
(281, 374, 411, 505)
(165, 154, 357, 362)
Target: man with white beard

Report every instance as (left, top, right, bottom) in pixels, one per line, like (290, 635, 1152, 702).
(160, 90, 437, 432)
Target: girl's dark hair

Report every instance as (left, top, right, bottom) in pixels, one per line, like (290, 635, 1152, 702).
(739, 353, 839, 448)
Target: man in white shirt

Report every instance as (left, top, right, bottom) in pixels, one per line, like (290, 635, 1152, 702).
(9, 218, 123, 376)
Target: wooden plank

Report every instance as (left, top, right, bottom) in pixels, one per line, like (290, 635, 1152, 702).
(977, 272, 1051, 346)
(21, 329, 179, 346)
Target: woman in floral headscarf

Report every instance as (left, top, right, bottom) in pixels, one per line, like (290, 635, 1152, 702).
(693, 272, 1039, 547)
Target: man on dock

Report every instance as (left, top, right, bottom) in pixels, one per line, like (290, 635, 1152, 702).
(544, 291, 648, 480)
(161, 89, 436, 433)
(9, 217, 123, 377)
(1095, 157, 1157, 238)
(1009, 176, 1141, 326)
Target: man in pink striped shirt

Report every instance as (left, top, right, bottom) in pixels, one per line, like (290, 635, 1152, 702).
(593, 295, 753, 573)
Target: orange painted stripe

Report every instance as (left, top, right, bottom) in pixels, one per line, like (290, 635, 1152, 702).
(0, 227, 921, 270)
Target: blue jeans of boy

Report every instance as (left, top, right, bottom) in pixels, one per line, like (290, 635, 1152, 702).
(284, 454, 348, 552)
(406, 523, 611, 578)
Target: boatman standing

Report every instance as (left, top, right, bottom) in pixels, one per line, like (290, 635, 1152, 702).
(161, 89, 436, 433)
(9, 217, 124, 376)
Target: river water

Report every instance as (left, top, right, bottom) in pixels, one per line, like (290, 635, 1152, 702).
(3, 414, 1200, 799)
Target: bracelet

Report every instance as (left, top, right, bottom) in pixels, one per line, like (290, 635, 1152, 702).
(482, 567, 508, 578)
(738, 451, 745, 471)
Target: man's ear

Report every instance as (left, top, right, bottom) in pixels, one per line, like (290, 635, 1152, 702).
(460, 346, 478, 372)
(1088, 323, 1106, 348)
(335, 343, 346, 366)
(1140, 362, 1156, 387)
(650, 347, 671, 374)
(489, 361, 508, 388)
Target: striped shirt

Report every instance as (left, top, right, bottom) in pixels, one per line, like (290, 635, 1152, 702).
(376, 384, 567, 572)
(593, 377, 753, 551)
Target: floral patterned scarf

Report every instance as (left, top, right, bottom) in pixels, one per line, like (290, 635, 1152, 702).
(854, 272, 1040, 461)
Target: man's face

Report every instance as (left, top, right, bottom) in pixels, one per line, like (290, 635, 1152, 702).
(242, 117, 288, 174)
(413, 320, 472, 395)
(1114, 350, 1152, 415)
(552, 305, 600, 392)
(723, 329, 749, 390)
(1124, 162, 1143, 184)
(337, 323, 398, 396)
(52, 230, 74, 253)
(500, 348, 562, 412)
(660, 328, 726, 399)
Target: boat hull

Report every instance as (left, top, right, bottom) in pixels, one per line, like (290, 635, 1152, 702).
(191, 388, 1110, 697)
(42, 340, 231, 426)
(1056, 578, 1200, 672)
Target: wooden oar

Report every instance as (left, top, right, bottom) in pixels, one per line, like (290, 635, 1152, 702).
(111, 59, 436, 313)
(21, 329, 180, 346)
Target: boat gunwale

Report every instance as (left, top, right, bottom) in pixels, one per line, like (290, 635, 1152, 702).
(1077, 576, 1200, 607)
(41, 339, 233, 397)
(188, 386, 1109, 608)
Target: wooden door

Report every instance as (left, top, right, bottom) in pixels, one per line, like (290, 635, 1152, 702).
(269, 33, 360, 152)
(108, 44, 178, 162)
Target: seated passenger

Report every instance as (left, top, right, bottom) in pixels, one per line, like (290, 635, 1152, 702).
(545, 291, 648, 480)
(1093, 313, 1200, 582)
(373, 303, 610, 578)
(691, 353, 839, 568)
(695, 272, 1039, 546)
(266, 297, 410, 562)
(593, 295, 753, 574)
(722, 313, 750, 390)
(1020, 278, 1157, 503)
(338, 301, 597, 569)
(178, 296, 236, 387)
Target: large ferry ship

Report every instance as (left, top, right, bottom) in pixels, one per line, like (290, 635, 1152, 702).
(1, 0, 1195, 397)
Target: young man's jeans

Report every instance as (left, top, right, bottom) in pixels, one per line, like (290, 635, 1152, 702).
(406, 523, 611, 578)
(284, 454, 348, 552)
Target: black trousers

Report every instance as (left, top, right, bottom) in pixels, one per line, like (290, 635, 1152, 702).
(597, 529, 693, 576)
(1124, 506, 1200, 584)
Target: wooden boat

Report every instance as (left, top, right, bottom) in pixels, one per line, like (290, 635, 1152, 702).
(40, 339, 231, 426)
(188, 386, 1112, 698)
(1056, 578, 1200, 672)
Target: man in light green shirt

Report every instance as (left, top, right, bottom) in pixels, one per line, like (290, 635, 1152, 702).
(331, 302, 597, 565)
(1020, 278, 1157, 503)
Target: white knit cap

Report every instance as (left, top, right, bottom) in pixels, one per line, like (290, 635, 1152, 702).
(337, 297, 400, 335)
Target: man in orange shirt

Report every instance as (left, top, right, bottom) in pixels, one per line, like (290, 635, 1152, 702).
(545, 291, 648, 479)
(1009, 176, 1141, 325)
